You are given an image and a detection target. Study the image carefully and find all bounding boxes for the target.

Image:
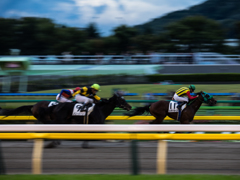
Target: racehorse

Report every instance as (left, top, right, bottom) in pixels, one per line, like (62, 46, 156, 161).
(38, 93, 132, 125)
(125, 91, 217, 124)
(35, 93, 132, 148)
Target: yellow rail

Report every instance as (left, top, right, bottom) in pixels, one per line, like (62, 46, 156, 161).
(1, 115, 240, 121)
(0, 133, 240, 140)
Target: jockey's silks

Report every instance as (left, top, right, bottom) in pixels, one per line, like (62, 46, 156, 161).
(176, 87, 190, 96)
(76, 86, 101, 101)
(59, 89, 74, 98)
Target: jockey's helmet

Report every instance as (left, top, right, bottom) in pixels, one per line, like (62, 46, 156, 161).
(75, 87, 81, 91)
(189, 85, 195, 91)
(91, 84, 101, 91)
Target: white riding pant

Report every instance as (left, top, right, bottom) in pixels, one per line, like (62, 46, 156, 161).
(56, 94, 72, 103)
(75, 94, 93, 104)
(173, 93, 188, 102)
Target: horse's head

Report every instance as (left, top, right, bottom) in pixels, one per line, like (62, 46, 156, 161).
(198, 91, 217, 106)
(112, 92, 132, 111)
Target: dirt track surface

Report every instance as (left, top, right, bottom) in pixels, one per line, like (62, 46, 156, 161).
(1, 140, 240, 175)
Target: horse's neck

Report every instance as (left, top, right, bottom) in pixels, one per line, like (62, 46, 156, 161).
(189, 97, 203, 112)
(100, 103, 116, 119)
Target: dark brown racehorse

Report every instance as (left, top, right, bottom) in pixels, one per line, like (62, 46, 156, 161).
(125, 91, 217, 124)
(37, 93, 132, 148)
(38, 93, 132, 125)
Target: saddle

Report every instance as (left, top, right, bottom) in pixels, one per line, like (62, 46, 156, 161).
(168, 101, 186, 113)
(168, 101, 187, 121)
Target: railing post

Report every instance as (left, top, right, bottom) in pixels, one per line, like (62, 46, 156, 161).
(32, 139, 44, 174)
(130, 140, 140, 175)
(157, 140, 167, 174)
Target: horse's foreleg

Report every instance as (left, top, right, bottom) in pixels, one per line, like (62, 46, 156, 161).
(82, 141, 90, 149)
(149, 116, 165, 124)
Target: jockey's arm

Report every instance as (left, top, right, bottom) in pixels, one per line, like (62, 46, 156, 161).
(93, 95, 101, 102)
(186, 91, 197, 100)
(59, 89, 69, 98)
(59, 89, 66, 96)
(72, 90, 81, 97)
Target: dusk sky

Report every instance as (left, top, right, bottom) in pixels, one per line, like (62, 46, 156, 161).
(0, 0, 207, 36)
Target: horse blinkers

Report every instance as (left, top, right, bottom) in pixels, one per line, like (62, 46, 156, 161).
(202, 92, 217, 105)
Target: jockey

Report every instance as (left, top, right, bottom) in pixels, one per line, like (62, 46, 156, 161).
(172, 85, 198, 110)
(56, 87, 81, 103)
(72, 84, 102, 110)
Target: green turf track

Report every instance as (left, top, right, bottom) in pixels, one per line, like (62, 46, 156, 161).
(0, 174, 240, 180)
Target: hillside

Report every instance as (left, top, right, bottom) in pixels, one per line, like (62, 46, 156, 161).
(134, 0, 240, 38)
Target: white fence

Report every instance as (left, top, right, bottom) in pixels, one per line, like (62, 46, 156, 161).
(0, 124, 240, 132)
(1, 53, 240, 65)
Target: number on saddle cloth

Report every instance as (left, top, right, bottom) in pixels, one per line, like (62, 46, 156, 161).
(168, 101, 186, 113)
(48, 101, 59, 107)
(72, 103, 95, 116)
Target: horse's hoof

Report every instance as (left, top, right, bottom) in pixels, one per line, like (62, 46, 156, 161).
(81, 141, 92, 149)
(44, 142, 58, 148)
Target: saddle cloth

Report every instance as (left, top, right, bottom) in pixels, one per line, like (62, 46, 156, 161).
(48, 101, 59, 107)
(72, 103, 95, 116)
(168, 101, 186, 113)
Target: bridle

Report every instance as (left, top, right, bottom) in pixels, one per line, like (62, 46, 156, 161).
(114, 93, 129, 110)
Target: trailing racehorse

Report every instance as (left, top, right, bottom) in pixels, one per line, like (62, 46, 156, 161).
(125, 91, 217, 124)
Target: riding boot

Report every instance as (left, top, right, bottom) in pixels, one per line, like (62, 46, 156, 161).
(80, 103, 86, 111)
(177, 101, 187, 110)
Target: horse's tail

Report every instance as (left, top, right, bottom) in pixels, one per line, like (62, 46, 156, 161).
(5, 105, 33, 116)
(124, 105, 150, 117)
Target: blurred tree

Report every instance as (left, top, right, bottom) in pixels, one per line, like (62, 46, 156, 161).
(165, 16, 225, 52)
(143, 26, 153, 35)
(81, 39, 105, 54)
(0, 18, 17, 55)
(85, 23, 100, 39)
(113, 25, 137, 52)
(102, 36, 120, 54)
(132, 35, 155, 53)
(153, 33, 177, 52)
(53, 26, 87, 54)
(15, 17, 58, 55)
